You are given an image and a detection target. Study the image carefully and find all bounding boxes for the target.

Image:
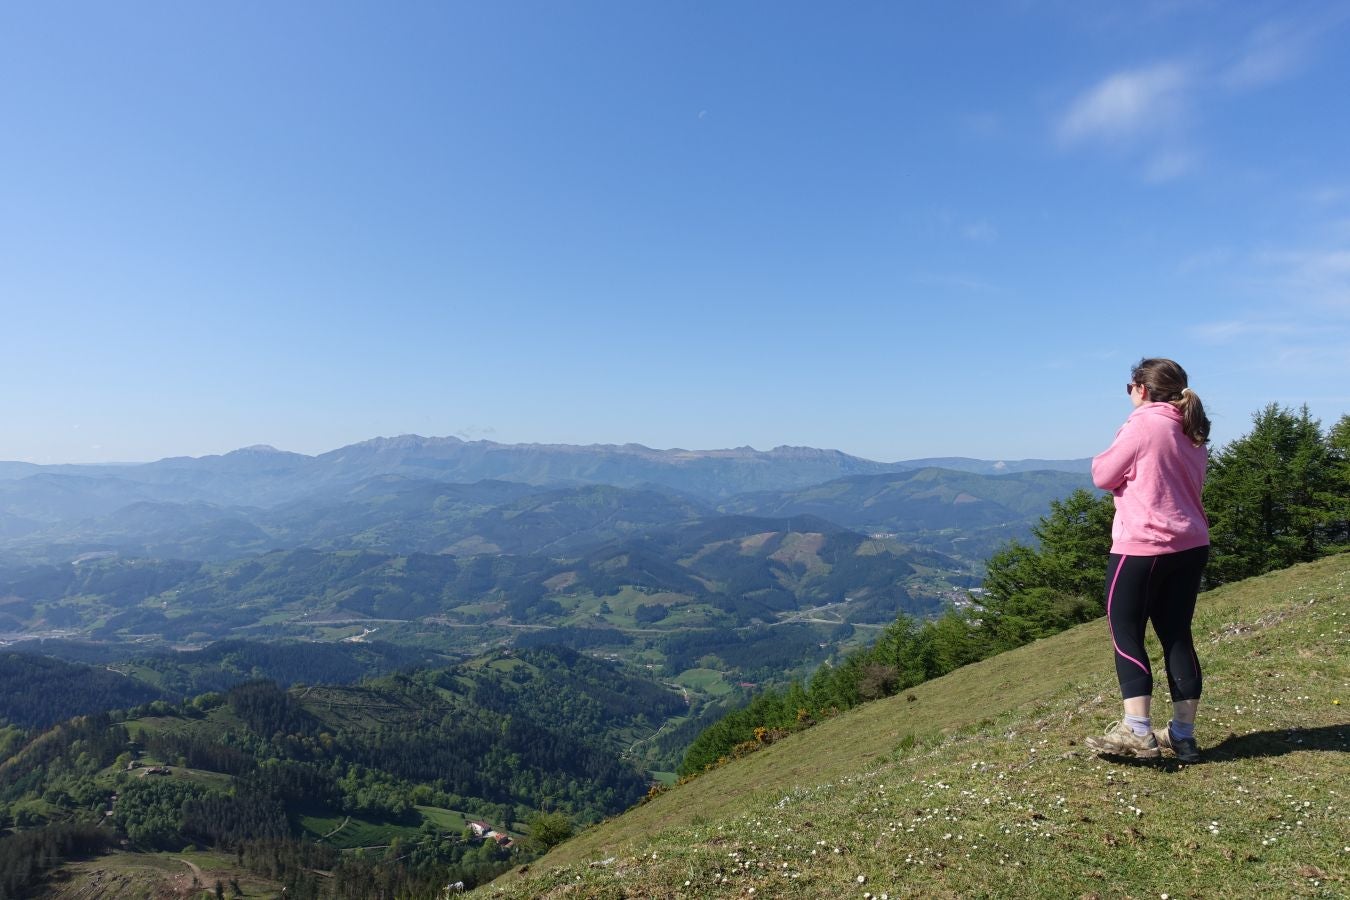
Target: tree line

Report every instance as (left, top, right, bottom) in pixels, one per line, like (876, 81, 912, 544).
(0, 823, 112, 900)
(0, 652, 164, 730)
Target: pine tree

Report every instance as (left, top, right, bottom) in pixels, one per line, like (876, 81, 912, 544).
(978, 488, 1114, 649)
(1206, 404, 1339, 583)
(1325, 414, 1350, 547)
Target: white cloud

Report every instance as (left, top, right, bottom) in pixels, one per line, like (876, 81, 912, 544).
(1054, 13, 1346, 182)
(1141, 149, 1197, 183)
(1057, 62, 1190, 145)
(1221, 22, 1305, 88)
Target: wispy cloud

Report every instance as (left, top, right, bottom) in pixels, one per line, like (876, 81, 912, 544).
(1221, 23, 1303, 88)
(1191, 315, 1350, 378)
(1218, 13, 1345, 89)
(1258, 248, 1350, 303)
(1191, 318, 1300, 344)
(1306, 185, 1350, 207)
(1141, 149, 1197, 183)
(1056, 62, 1190, 145)
(1191, 236, 1350, 379)
(1054, 11, 1349, 183)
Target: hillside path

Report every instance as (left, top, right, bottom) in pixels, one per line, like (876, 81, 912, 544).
(320, 815, 351, 839)
(172, 856, 204, 880)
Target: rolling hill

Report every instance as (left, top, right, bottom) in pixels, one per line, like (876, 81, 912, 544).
(0, 645, 688, 896)
(719, 466, 1093, 562)
(1, 514, 956, 633)
(0, 465, 1090, 583)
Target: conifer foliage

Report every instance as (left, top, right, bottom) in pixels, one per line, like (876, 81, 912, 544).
(1206, 405, 1349, 583)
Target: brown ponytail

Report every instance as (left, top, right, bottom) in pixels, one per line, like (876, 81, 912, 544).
(1131, 357, 1210, 446)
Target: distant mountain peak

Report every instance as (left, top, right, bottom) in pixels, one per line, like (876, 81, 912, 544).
(218, 445, 312, 462)
(347, 435, 466, 451)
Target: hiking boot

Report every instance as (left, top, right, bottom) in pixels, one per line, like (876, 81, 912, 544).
(1084, 721, 1160, 759)
(1154, 727, 1201, 763)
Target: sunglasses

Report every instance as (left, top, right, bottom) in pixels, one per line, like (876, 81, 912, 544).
(1126, 383, 1139, 395)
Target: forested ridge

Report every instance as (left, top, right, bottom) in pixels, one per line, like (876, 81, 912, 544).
(0, 653, 166, 730)
(0, 639, 445, 731)
(0, 646, 680, 897)
(0, 514, 952, 654)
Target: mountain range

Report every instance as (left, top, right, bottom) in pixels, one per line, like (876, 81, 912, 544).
(0, 434, 1088, 507)
(0, 436, 1090, 562)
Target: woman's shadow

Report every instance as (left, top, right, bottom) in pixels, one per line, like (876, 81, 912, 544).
(1204, 723, 1349, 762)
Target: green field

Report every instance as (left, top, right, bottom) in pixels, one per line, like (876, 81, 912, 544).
(300, 804, 486, 850)
(415, 804, 471, 832)
(300, 812, 424, 849)
(674, 667, 737, 696)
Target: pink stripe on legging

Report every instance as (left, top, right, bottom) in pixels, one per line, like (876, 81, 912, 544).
(1107, 555, 1150, 676)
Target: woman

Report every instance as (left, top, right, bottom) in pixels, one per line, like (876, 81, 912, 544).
(1084, 358, 1211, 763)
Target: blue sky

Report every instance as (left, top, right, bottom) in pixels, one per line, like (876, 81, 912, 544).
(2, 1, 1348, 464)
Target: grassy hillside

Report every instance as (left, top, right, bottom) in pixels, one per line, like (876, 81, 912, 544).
(486, 553, 1349, 898)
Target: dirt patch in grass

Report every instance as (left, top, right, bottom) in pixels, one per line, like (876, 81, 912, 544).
(46, 850, 285, 900)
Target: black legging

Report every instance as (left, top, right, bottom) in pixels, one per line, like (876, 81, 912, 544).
(1105, 546, 1208, 702)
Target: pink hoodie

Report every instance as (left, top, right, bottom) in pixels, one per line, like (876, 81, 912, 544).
(1092, 402, 1209, 556)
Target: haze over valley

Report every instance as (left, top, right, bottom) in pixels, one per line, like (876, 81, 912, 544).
(0, 437, 1090, 692)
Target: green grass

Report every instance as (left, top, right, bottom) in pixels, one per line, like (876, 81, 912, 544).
(299, 811, 348, 837)
(416, 804, 471, 833)
(674, 668, 736, 696)
(301, 812, 424, 849)
(487, 553, 1350, 898)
